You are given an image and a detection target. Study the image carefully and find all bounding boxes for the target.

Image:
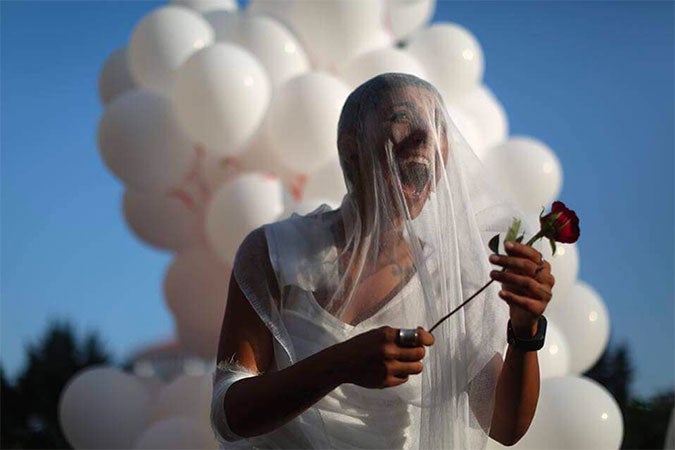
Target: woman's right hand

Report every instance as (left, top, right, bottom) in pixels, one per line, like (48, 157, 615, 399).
(334, 326, 434, 389)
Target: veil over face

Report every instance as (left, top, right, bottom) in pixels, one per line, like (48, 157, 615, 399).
(226, 73, 529, 449)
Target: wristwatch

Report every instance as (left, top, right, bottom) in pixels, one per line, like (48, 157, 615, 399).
(507, 315, 547, 351)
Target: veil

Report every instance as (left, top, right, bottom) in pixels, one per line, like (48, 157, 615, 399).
(212, 73, 530, 449)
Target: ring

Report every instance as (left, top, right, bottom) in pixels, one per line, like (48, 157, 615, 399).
(396, 328, 419, 347)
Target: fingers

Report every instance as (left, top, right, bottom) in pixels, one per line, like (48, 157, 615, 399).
(498, 290, 546, 316)
(394, 346, 426, 362)
(489, 254, 539, 277)
(389, 360, 424, 378)
(490, 270, 553, 302)
(416, 327, 435, 346)
(504, 241, 543, 263)
(490, 253, 555, 289)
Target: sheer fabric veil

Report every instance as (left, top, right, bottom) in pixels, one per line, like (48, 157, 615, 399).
(212, 73, 529, 449)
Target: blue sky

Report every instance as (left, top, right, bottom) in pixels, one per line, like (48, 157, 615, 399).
(1, 1, 673, 398)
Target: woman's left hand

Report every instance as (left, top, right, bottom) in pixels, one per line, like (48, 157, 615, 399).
(488, 241, 555, 337)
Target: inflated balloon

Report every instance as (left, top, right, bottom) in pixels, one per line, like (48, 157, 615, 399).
(234, 118, 296, 180)
(250, 0, 391, 70)
(538, 320, 571, 379)
(98, 90, 194, 192)
(547, 281, 610, 374)
(303, 158, 347, 205)
(384, 0, 435, 40)
(267, 72, 349, 173)
(407, 23, 484, 101)
(446, 104, 485, 154)
(171, 0, 237, 14)
(512, 376, 623, 449)
(481, 137, 563, 213)
(136, 375, 165, 401)
(205, 173, 284, 263)
(201, 151, 240, 192)
(123, 188, 198, 252)
(135, 416, 218, 449)
(537, 241, 579, 307)
(173, 43, 270, 155)
(206, 12, 310, 88)
(98, 47, 136, 105)
(454, 86, 508, 155)
(128, 6, 214, 95)
(59, 366, 151, 449)
(150, 373, 212, 423)
(283, 198, 340, 219)
(164, 245, 230, 359)
(337, 47, 427, 89)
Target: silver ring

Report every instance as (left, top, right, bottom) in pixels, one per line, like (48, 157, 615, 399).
(396, 328, 419, 347)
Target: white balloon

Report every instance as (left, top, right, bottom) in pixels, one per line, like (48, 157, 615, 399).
(129, 6, 214, 95)
(205, 173, 284, 263)
(513, 376, 623, 449)
(98, 47, 136, 105)
(267, 72, 349, 173)
(303, 158, 347, 205)
(173, 43, 270, 155)
(136, 375, 165, 400)
(384, 0, 435, 40)
(164, 245, 230, 358)
(249, 0, 391, 70)
(538, 320, 571, 379)
(98, 90, 194, 192)
(454, 86, 509, 154)
(337, 47, 427, 89)
(547, 281, 610, 374)
(446, 105, 485, 154)
(59, 366, 151, 449)
(205, 12, 310, 88)
(135, 416, 218, 449)
(123, 188, 198, 251)
(201, 151, 240, 192)
(481, 137, 563, 212)
(535, 240, 579, 307)
(407, 23, 484, 102)
(283, 197, 340, 219)
(171, 0, 237, 14)
(150, 373, 212, 423)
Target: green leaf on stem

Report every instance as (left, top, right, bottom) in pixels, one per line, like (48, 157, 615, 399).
(488, 234, 500, 255)
(549, 238, 557, 256)
(505, 218, 521, 243)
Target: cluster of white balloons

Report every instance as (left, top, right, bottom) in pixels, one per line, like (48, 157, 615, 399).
(59, 366, 219, 448)
(59, 0, 621, 448)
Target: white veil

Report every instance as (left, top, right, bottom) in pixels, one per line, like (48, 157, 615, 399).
(213, 73, 529, 449)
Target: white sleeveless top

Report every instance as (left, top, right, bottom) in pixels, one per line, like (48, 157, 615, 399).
(210, 210, 432, 449)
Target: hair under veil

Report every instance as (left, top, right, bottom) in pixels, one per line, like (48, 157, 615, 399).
(212, 73, 530, 449)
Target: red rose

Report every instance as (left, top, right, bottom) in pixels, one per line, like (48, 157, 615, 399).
(539, 201, 580, 244)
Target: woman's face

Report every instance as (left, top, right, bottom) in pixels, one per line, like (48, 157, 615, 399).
(361, 85, 449, 220)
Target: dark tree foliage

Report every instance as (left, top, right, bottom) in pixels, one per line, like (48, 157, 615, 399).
(1, 319, 111, 449)
(584, 341, 674, 449)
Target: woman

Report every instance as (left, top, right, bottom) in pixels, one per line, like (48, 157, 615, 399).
(211, 73, 555, 449)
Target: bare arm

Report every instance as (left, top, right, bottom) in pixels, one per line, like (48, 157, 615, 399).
(486, 241, 555, 445)
(215, 240, 434, 439)
(215, 274, 348, 437)
(488, 324, 540, 446)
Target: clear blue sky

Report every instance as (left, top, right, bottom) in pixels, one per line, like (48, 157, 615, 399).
(1, 1, 673, 398)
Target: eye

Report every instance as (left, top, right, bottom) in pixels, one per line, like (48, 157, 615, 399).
(390, 111, 410, 123)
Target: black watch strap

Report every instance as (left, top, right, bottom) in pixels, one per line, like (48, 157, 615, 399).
(507, 315, 547, 351)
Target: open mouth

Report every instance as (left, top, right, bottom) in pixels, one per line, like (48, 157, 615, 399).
(397, 155, 431, 198)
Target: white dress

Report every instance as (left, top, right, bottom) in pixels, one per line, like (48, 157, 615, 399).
(211, 214, 432, 449)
